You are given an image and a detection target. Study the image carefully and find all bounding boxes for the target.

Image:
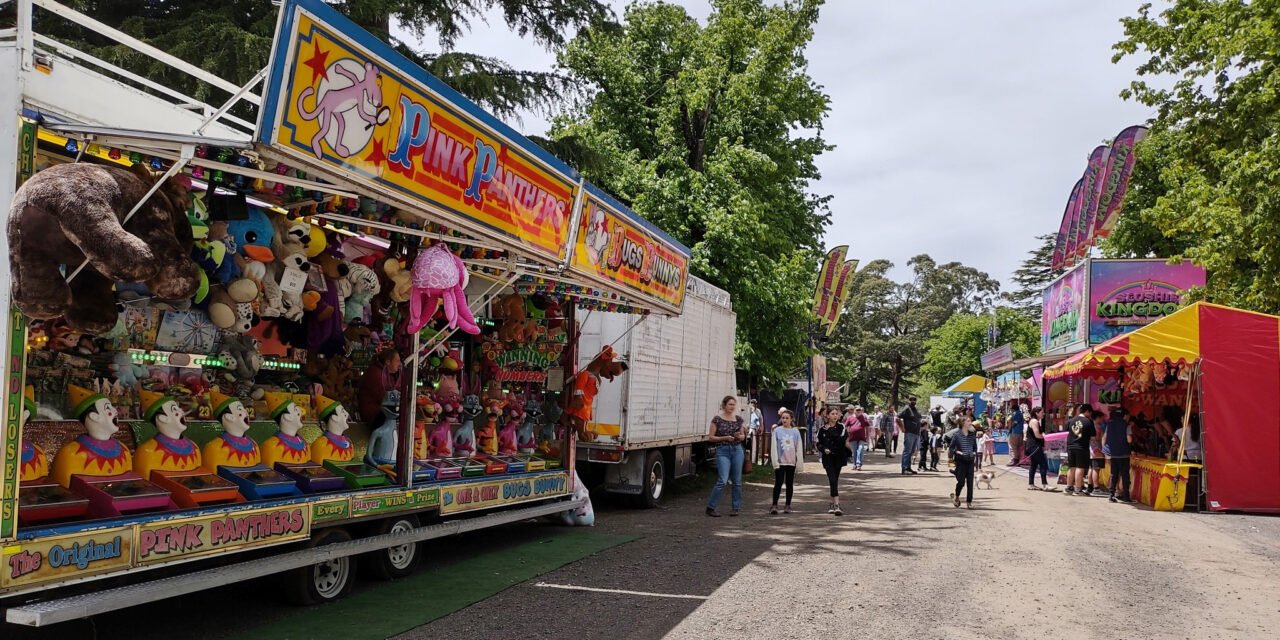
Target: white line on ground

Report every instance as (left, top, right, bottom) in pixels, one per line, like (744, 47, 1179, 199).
(534, 582, 709, 600)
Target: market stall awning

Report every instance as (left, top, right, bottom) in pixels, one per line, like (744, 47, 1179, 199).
(1044, 302, 1211, 377)
(987, 354, 1067, 374)
(943, 375, 988, 394)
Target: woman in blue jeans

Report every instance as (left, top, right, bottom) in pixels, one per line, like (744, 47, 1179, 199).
(706, 396, 746, 517)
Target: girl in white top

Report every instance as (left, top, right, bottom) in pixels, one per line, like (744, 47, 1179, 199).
(770, 410, 804, 515)
(1173, 418, 1202, 462)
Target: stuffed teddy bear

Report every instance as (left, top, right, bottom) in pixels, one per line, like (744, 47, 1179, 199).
(207, 279, 259, 332)
(343, 263, 381, 323)
(492, 294, 529, 343)
(8, 163, 201, 333)
(219, 333, 261, 382)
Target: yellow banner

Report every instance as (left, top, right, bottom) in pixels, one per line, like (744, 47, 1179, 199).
(571, 193, 689, 312)
(261, 3, 579, 261)
(134, 504, 311, 566)
(2, 527, 133, 590)
(439, 472, 569, 515)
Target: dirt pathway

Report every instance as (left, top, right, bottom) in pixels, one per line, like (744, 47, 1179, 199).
(412, 452, 1280, 640)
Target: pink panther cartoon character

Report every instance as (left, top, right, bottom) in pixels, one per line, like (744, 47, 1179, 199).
(295, 60, 390, 159)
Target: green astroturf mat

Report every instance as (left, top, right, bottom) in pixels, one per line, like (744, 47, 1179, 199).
(230, 529, 636, 640)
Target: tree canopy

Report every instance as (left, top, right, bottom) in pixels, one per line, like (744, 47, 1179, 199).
(1106, 1, 1280, 311)
(1002, 234, 1059, 322)
(920, 308, 1039, 390)
(553, 0, 832, 385)
(26, 0, 611, 119)
(827, 255, 999, 409)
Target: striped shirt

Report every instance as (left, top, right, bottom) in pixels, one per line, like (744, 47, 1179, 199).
(950, 431, 978, 458)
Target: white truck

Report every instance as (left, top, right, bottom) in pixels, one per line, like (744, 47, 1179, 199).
(575, 275, 736, 506)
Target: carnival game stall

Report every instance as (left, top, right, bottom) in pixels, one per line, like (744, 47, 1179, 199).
(0, 0, 691, 611)
(1044, 302, 1280, 513)
(942, 375, 989, 418)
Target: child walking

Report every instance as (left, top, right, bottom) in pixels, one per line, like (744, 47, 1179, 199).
(770, 410, 803, 514)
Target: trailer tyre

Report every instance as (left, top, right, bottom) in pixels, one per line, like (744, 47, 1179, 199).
(367, 516, 420, 580)
(637, 450, 666, 508)
(283, 528, 356, 605)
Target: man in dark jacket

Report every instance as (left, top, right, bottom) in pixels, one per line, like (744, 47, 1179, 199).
(898, 397, 923, 475)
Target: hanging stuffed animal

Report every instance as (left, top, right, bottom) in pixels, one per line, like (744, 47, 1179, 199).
(493, 294, 529, 343)
(8, 163, 201, 333)
(406, 243, 479, 334)
(342, 262, 381, 322)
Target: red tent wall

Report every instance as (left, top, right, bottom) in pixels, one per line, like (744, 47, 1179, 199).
(1199, 305, 1280, 512)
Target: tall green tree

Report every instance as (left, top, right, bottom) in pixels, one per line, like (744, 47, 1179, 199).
(553, 0, 831, 385)
(26, 0, 611, 119)
(920, 308, 1039, 390)
(1002, 234, 1059, 322)
(1108, 1, 1280, 311)
(827, 255, 1000, 409)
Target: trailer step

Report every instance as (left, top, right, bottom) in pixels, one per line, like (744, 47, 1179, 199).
(6, 498, 584, 627)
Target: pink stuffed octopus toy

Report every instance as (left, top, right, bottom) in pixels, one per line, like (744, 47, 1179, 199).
(407, 243, 480, 334)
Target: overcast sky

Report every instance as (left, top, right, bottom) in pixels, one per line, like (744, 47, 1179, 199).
(397, 1, 1155, 287)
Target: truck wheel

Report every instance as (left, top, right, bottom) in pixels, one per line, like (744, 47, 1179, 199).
(283, 528, 356, 605)
(636, 451, 666, 508)
(367, 516, 420, 580)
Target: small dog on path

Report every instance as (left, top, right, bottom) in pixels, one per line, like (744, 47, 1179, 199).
(977, 470, 996, 490)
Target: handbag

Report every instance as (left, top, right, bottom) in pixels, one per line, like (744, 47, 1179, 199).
(743, 456, 754, 474)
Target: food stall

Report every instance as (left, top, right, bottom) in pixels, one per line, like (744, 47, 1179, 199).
(1044, 302, 1280, 513)
(0, 0, 691, 624)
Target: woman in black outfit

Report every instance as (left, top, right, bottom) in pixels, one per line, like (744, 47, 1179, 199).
(1024, 406, 1052, 490)
(816, 407, 849, 516)
(949, 416, 978, 509)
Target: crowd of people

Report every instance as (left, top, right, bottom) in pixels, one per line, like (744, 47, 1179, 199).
(704, 394, 1202, 516)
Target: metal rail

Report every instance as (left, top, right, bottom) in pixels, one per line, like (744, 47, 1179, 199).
(6, 497, 585, 627)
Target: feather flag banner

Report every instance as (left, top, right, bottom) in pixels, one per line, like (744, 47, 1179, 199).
(1094, 125, 1149, 238)
(1076, 144, 1111, 259)
(812, 245, 848, 328)
(1058, 179, 1084, 270)
(824, 259, 860, 335)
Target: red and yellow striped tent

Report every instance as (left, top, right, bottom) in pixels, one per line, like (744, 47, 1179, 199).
(1046, 302, 1280, 513)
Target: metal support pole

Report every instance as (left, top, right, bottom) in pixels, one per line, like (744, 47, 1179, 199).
(196, 66, 266, 135)
(399, 328, 420, 489)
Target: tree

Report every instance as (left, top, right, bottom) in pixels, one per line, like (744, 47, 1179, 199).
(26, 0, 611, 120)
(1108, 2, 1280, 311)
(920, 308, 1039, 390)
(1002, 234, 1059, 322)
(552, 0, 832, 385)
(827, 255, 1000, 409)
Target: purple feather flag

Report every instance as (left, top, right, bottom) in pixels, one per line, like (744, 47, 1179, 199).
(1061, 178, 1085, 268)
(1094, 125, 1149, 238)
(1052, 180, 1080, 270)
(1076, 145, 1111, 259)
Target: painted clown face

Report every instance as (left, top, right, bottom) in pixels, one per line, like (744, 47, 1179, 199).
(326, 405, 350, 436)
(83, 398, 119, 441)
(154, 400, 188, 439)
(278, 403, 303, 435)
(220, 401, 251, 437)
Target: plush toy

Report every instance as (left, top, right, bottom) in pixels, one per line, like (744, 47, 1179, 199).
(110, 352, 147, 389)
(220, 333, 262, 382)
(304, 225, 328, 258)
(518, 398, 541, 454)
(454, 394, 482, 457)
(478, 397, 503, 455)
(383, 257, 412, 303)
(538, 397, 563, 457)
(272, 247, 310, 322)
(321, 354, 356, 404)
(414, 393, 443, 459)
(304, 279, 345, 357)
(225, 207, 276, 264)
(8, 163, 201, 334)
(407, 243, 479, 334)
(343, 322, 372, 354)
(498, 395, 522, 455)
(493, 294, 529, 343)
(342, 263, 381, 322)
(424, 394, 453, 458)
(207, 282, 259, 332)
(240, 258, 285, 319)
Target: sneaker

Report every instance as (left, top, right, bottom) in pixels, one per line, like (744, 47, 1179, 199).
(1064, 487, 1075, 495)
(951, 493, 960, 508)
(770, 506, 779, 515)
(827, 506, 836, 514)
(966, 503, 973, 510)
(729, 510, 740, 517)
(1109, 496, 1118, 503)
(1027, 485, 1039, 491)
(833, 506, 843, 516)
(784, 506, 793, 514)
(706, 507, 721, 517)
(1119, 496, 1134, 504)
